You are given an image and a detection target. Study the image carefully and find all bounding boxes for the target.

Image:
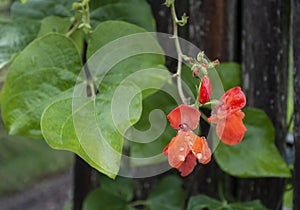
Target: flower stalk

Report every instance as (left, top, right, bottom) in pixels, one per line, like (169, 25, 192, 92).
(169, 1, 189, 105)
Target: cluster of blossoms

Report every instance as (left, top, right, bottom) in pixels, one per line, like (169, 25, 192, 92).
(163, 54, 247, 176)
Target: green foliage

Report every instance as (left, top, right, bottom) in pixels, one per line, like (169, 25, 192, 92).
(0, 0, 155, 69)
(38, 16, 72, 36)
(187, 195, 268, 210)
(147, 175, 185, 210)
(38, 16, 83, 53)
(83, 175, 135, 210)
(90, 0, 155, 31)
(1, 18, 167, 178)
(214, 108, 291, 178)
(83, 175, 185, 210)
(11, 0, 73, 19)
(0, 0, 75, 69)
(216, 62, 242, 90)
(1, 34, 82, 138)
(0, 19, 40, 69)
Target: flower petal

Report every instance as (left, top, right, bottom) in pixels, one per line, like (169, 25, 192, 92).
(178, 153, 197, 176)
(220, 87, 246, 112)
(216, 111, 246, 145)
(163, 135, 177, 156)
(165, 131, 192, 168)
(199, 76, 212, 104)
(191, 136, 211, 164)
(167, 105, 201, 130)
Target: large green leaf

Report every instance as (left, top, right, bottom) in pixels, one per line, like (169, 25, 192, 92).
(90, 0, 155, 31)
(0, 19, 40, 69)
(146, 175, 185, 210)
(216, 62, 242, 90)
(40, 97, 114, 176)
(82, 169, 135, 210)
(41, 21, 168, 177)
(187, 195, 268, 210)
(1, 34, 82, 138)
(214, 108, 291, 178)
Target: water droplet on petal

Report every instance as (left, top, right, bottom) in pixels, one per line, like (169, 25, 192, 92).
(196, 153, 203, 160)
(178, 155, 185, 161)
(179, 147, 184, 151)
(185, 135, 191, 140)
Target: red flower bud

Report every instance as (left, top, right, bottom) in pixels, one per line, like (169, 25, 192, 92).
(202, 63, 208, 68)
(213, 59, 220, 65)
(193, 67, 199, 78)
(189, 57, 194, 63)
(199, 76, 212, 104)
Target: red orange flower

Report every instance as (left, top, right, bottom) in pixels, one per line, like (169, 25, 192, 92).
(208, 87, 246, 145)
(199, 76, 212, 104)
(163, 131, 211, 176)
(164, 105, 211, 176)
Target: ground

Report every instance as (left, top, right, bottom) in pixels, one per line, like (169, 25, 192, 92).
(0, 170, 73, 210)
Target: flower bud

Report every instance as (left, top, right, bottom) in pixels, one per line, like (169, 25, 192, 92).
(193, 67, 199, 78)
(199, 76, 212, 104)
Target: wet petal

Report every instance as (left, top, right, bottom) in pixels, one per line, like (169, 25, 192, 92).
(191, 136, 211, 164)
(165, 131, 192, 168)
(178, 153, 197, 176)
(167, 104, 201, 130)
(163, 135, 177, 156)
(198, 140, 212, 164)
(216, 111, 246, 145)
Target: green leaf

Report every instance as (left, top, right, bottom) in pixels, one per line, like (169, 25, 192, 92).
(187, 195, 222, 210)
(229, 200, 268, 210)
(1, 33, 82, 138)
(99, 174, 134, 202)
(90, 0, 155, 31)
(83, 189, 135, 210)
(38, 16, 83, 52)
(82, 174, 135, 210)
(147, 175, 185, 210)
(11, 0, 73, 19)
(187, 195, 268, 210)
(0, 19, 40, 69)
(38, 16, 71, 36)
(216, 62, 242, 90)
(41, 21, 167, 178)
(214, 108, 291, 178)
(41, 97, 117, 177)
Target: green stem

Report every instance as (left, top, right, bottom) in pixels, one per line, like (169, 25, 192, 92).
(66, 21, 81, 37)
(199, 110, 209, 123)
(129, 200, 149, 207)
(170, 2, 189, 105)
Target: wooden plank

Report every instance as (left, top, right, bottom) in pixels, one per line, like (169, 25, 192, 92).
(293, 0, 300, 209)
(238, 0, 290, 209)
